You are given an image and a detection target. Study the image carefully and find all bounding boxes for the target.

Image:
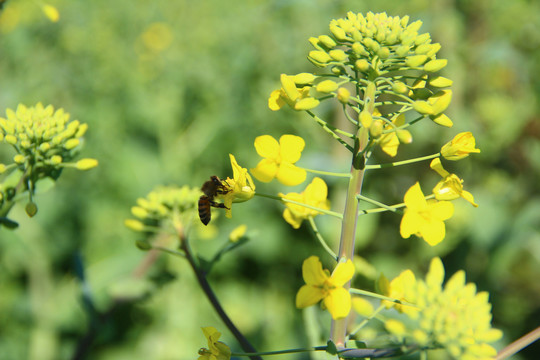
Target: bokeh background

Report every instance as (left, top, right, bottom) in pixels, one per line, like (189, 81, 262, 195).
(0, 0, 539, 359)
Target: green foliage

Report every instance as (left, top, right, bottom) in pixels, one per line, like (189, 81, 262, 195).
(0, 0, 539, 359)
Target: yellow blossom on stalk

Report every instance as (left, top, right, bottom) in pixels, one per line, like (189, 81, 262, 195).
(250, 134, 306, 186)
(296, 256, 355, 319)
(198, 327, 231, 360)
(400, 182, 454, 246)
(279, 177, 330, 229)
(441, 132, 480, 161)
(268, 74, 319, 111)
(386, 258, 503, 360)
(378, 113, 412, 157)
(383, 269, 416, 312)
(221, 154, 255, 218)
(430, 158, 478, 207)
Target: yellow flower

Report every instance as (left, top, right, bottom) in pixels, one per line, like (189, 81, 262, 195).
(296, 256, 355, 319)
(430, 158, 478, 207)
(400, 182, 454, 246)
(279, 177, 330, 229)
(268, 74, 319, 111)
(250, 134, 306, 186)
(198, 327, 231, 360)
(221, 154, 255, 218)
(441, 132, 480, 161)
(378, 113, 412, 157)
(383, 269, 416, 312)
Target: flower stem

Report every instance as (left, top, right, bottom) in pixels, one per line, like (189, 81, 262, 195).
(254, 192, 343, 219)
(495, 326, 540, 360)
(308, 216, 338, 261)
(347, 304, 385, 339)
(298, 167, 351, 178)
(179, 234, 261, 360)
(364, 153, 440, 169)
(356, 194, 400, 213)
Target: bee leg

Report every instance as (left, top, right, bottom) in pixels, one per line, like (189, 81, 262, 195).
(209, 200, 230, 210)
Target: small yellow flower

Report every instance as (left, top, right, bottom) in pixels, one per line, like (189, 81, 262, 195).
(383, 269, 416, 312)
(268, 74, 319, 111)
(250, 134, 306, 186)
(279, 177, 330, 229)
(229, 224, 247, 242)
(400, 182, 454, 246)
(430, 158, 477, 207)
(221, 154, 256, 218)
(441, 132, 480, 161)
(198, 327, 231, 360)
(296, 256, 355, 319)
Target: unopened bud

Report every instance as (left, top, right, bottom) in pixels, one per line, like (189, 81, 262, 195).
(337, 88, 350, 104)
(329, 49, 347, 62)
(293, 73, 316, 85)
(318, 35, 336, 48)
(359, 110, 373, 128)
(369, 120, 384, 138)
(397, 130, 413, 144)
(316, 80, 338, 93)
(355, 59, 370, 72)
(75, 158, 99, 170)
(405, 55, 428, 68)
(424, 59, 447, 72)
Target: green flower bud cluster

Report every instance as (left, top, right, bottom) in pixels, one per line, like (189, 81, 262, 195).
(0, 103, 98, 179)
(125, 185, 201, 234)
(385, 258, 502, 360)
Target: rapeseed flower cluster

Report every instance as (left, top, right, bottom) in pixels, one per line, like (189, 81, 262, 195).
(384, 258, 502, 359)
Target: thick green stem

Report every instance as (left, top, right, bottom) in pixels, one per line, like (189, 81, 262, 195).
(330, 80, 376, 346)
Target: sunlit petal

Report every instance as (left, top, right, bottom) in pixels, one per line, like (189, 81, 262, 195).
(404, 182, 427, 210)
(276, 162, 306, 186)
(254, 135, 280, 159)
(324, 287, 351, 319)
(279, 134, 305, 163)
(330, 259, 355, 287)
(296, 285, 325, 308)
(302, 256, 328, 285)
(419, 219, 445, 246)
(250, 159, 278, 183)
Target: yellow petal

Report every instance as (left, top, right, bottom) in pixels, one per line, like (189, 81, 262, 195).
(280, 74, 298, 101)
(330, 259, 355, 287)
(282, 208, 303, 229)
(324, 287, 351, 319)
(419, 218, 446, 246)
(268, 90, 285, 111)
(429, 200, 454, 221)
(250, 159, 278, 183)
(426, 257, 445, 288)
(403, 182, 427, 210)
(400, 210, 422, 239)
(254, 135, 280, 159)
(304, 177, 328, 202)
(461, 190, 478, 207)
(279, 134, 305, 163)
(276, 163, 306, 186)
(429, 158, 449, 177)
(296, 285, 325, 308)
(302, 256, 328, 285)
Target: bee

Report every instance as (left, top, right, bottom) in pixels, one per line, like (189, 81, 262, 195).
(198, 176, 230, 225)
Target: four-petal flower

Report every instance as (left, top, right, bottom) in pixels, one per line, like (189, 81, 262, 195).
(250, 134, 307, 186)
(400, 182, 454, 246)
(296, 256, 355, 319)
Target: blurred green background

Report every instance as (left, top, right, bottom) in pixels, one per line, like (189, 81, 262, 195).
(0, 0, 539, 359)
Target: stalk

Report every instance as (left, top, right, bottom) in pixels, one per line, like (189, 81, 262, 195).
(330, 80, 376, 346)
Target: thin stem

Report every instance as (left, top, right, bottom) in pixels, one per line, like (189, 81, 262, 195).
(232, 346, 326, 357)
(347, 304, 385, 339)
(358, 195, 435, 216)
(151, 245, 186, 258)
(298, 167, 351, 178)
(306, 110, 354, 151)
(496, 326, 540, 360)
(365, 153, 440, 169)
(356, 194, 400, 213)
(179, 235, 262, 360)
(308, 216, 338, 261)
(349, 288, 417, 308)
(254, 192, 343, 219)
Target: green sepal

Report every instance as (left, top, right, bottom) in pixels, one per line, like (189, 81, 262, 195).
(326, 340, 338, 355)
(0, 217, 19, 229)
(353, 153, 365, 170)
(135, 239, 152, 251)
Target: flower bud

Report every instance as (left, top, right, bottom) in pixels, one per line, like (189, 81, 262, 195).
(441, 132, 480, 160)
(294, 97, 320, 111)
(14, 154, 25, 164)
(352, 42, 368, 56)
(353, 59, 368, 73)
(413, 100, 434, 114)
(397, 130, 413, 144)
(415, 33, 430, 45)
(0, 164, 6, 174)
(5, 134, 17, 145)
(26, 202, 38, 217)
(395, 45, 410, 57)
(50, 155, 62, 165)
(293, 73, 316, 85)
(318, 35, 336, 48)
(428, 90, 452, 115)
(125, 219, 145, 232)
(406, 55, 428, 67)
(378, 47, 390, 59)
(64, 138, 80, 150)
(431, 114, 454, 127)
(429, 76, 453, 88)
(308, 50, 332, 65)
(316, 80, 338, 93)
(392, 81, 408, 94)
(75, 158, 99, 170)
(131, 206, 149, 219)
(424, 59, 447, 72)
(359, 110, 372, 128)
(369, 120, 384, 138)
(337, 88, 350, 104)
(330, 24, 348, 41)
(329, 49, 347, 62)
